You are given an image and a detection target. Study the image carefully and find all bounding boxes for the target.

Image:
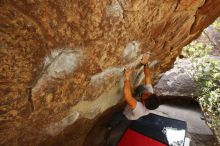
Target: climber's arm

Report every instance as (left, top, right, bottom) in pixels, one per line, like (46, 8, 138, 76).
(144, 64, 152, 85)
(124, 79, 137, 109)
(124, 69, 137, 109)
(140, 52, 152, 85)
(135, 52, 151, 69)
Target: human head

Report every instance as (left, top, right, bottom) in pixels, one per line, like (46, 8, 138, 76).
(141, 91, 160, 110)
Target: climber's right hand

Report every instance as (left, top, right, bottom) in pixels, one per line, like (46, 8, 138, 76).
(140, 52, 151, 65)
(124, 67, 132, 81)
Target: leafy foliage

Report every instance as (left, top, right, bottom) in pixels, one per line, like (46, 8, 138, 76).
(211, 18, 220, 30)
(182, 41, 220, 143)
(182, 41, 212, 58)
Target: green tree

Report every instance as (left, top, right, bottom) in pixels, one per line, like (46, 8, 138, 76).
(182, 41, 220, 144)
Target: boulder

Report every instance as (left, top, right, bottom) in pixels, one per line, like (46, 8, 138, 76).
(0, 0, 220, 145)
(154, 58, 195, 97)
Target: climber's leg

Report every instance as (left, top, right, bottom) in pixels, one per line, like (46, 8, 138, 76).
(106, 112, 131, 146)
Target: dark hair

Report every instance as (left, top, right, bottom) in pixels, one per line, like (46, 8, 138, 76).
(134, 85, 148, 97)
(144, 94, 160, 110)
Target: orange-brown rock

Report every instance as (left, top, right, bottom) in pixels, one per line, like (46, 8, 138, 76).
(0, 0, 220, 146)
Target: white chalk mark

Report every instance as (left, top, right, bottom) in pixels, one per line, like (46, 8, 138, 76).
(106, 0, 123, 20)
(32, 48, 83, 94)
(123, 41, 140, 61)
(91, 67, 123, 84)
(69, 83, 123, 119)
(44, 49, 83, 78)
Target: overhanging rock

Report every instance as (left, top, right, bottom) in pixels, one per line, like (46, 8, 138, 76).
(0, 0, 220, 145)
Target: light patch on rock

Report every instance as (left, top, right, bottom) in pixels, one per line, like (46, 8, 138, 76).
(167, 80, 173, 87)
(123, 41, 140, 61)
(44, 50, 62, 67)
(70, 80, 123, 119)
(44, 49, 83, 78)
(33, 49, 83, 94)
(91, 67, 123, 84)
(106, 0, 123, 20)
(45, 111, 79, 136)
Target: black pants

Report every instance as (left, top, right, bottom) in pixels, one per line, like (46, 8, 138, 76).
(106, 112, 132, 146)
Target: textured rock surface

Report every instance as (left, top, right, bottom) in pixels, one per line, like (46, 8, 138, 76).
(0, 0, 220, 146)
(189, 133, 215, 146)
(154, 58, 195, 97)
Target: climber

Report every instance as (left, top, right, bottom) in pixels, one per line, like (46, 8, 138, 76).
(123, 52, 159, 120)
(106, 53, 160, 145)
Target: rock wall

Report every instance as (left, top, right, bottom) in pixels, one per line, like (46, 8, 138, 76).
(154, 58, 195, 97)
(0, 0, 220, 145)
